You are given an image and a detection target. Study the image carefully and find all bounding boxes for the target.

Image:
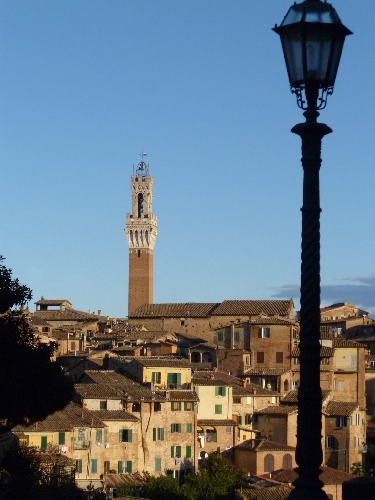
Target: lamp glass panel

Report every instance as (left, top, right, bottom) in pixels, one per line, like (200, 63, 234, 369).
(304, 26, 332, 82)
(327, 36, 345, 85)
(282, 33, 304, 84)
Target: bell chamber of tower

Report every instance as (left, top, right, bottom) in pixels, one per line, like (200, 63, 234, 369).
(125, 159, 158, 315)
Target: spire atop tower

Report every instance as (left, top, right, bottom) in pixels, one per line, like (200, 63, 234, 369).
(136, 151, 149, 176)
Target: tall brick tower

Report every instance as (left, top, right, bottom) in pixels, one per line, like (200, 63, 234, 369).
(125, 154, 157, 315)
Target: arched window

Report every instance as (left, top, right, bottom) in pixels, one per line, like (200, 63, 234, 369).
(284, 379, 289, 392)
(264, 454, 275, 473)
(282, 453, 293, 469)
(138, 193, 143, 218)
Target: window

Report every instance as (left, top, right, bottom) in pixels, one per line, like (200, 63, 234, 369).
(233, 397, 241, 404)
(215, 386, 226, 396)
(245, 414, 252, 425)
(184, 401, 193, 411)
(100, 400, 107, 410)
(91, 459, 97, 474)
(154, 402, 161, 412)
(171, 424, 182, 433)
(186, 423, 192, 433)
(171, 446, 182, 458)
(58, 432, 65, 445)
(326, 436, 335, 448)
(152, 372, 161, 384)
(336, 416, 347, 428)
(119, 429, 133, 443)
(76, 459, 82, 474)
(264, 454, 275, 473)
(238, 416, 242, 425)
(283, 454, 293, 469)
(292, 380, 299, 389)
(356, 413, 360, 425)
(118, 461, 132, 474)
(226, 427, 232, 434)
(258, 327, 270, 338)
(171, 401, 182, 411)
(132, 402, 141, 412)
(320, 357, 329, 365)
(215, 405, 222, 415)
(96, 430, 102, 443)
(153, 428, 165, 441)
(276, 352, 284, 364)
(167, 373, 181, 389)
(294, 357, 300, 365)
(186, 446, 192, 458)
(234, 331, 240, 342)
(246, 396, 253, 405)
(155, 458, 162, 472)
(337, 381, 344, 392)
(104, 461, 110, 473)
(257, 351, 265, 363)
(218, 331, 224, 342)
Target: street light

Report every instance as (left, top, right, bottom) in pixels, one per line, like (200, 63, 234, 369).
(273, 1, 351, 499)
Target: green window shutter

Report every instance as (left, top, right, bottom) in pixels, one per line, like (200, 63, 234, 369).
(126, 461, 132, 473)
(153, 428, 156, 441)
(41, 436, 47, 451)
(171, 424, 174, 433)
(58, 432, 65, 445)
(161, 428, 164, 441)
(171, 446, 174, 458)
(76, 459, 82, 474)
(215, 387, 219, 396)
(176, 446, 181, 458)
(167, 373, 173, 386)
(152, 372, 156, 383)
(155, 458, 162, 472)
(96, 429, 102, 443)
(119, 430, 122, 442)
(178, 424, 182, 433)
(186, 423, 192, 433)
(222, 387, 226, 396)
(128, 429, 132, 443)
(186, 446, 192, 458)
(104, 429, 108, 444)
(91, 459, 97, 474)
(178, 401, 182, 410)
(215, 405, 222, 415)
(238, 416, 242, 425)
(171, 402, 174, 411)
(118, 461, 123, 474)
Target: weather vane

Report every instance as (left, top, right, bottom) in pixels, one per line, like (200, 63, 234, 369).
(135, 151, 149, 176)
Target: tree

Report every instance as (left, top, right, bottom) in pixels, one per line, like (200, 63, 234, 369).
(350, 461, 364, 476)
(0, 257, 74, 431)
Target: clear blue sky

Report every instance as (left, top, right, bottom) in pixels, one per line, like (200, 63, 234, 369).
(1, 1, 374, 318)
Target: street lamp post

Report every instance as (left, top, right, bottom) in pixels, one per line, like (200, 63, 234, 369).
(273, 1, 351, 498)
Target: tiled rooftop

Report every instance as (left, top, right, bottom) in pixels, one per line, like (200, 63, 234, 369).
(233, 384, 279, 397)
(333, 338, 366, 348)
(265, 466, 355, 485)
(281, 390, 331, 404)
(244, 368, 289, 376)
(236, 438, 295, 452)
(134, 357, 192, 368)
(212, 300, 293, 317)
(255, 405, 297, 415)
(90, 410, 139, 422)
(192, 370, 243, 386)
(167, 390, 199, 401)
(13, 401, 105, 432)
(324, 401, 358, 417)
(197, 419, 237, 427)
(237, 485, 292, 500)
(129, 303, 219, 318)
(291, 345, 333, 357)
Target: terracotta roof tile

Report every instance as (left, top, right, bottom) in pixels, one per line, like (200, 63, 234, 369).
(324, 401, 358, 417)
(236, 438, 295, 452)
(129, 303, 219, 318)
(233, 384, 279, 397)
(167, 390, 199, 401)
(281, 390, 331, 404)
(32, 309, 99, 322)
(244, 368, 289, 376)
(333, 338, 366, 348)
(13, 401, 105, 432)
(197, 419, 237, 426)
(291, 346, 333, 357)
(265, 466, 355, 484)
(212, 300, 293, 317)
(255, 405, 297, 415)
(90, 410, 139, 421)
(192, 370, 243, 386)
(236, 485, 292, 499)
(134, 357, 192, 368)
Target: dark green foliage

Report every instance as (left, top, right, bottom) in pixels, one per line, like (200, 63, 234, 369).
(143, 453, 246, 500)
(0, 257, 74, 430)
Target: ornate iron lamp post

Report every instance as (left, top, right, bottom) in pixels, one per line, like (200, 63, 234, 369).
(273, 1, 351, 498)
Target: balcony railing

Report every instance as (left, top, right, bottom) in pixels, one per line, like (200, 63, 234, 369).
(72, 440, 90, 450)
